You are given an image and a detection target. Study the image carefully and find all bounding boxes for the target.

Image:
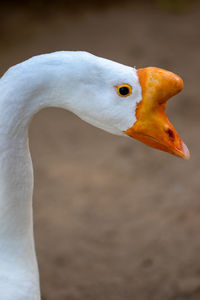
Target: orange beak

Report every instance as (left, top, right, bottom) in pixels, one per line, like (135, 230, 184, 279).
(124, 67, 190, 159)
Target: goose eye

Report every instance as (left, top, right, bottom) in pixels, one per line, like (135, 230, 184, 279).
(116, 84, 132, 97)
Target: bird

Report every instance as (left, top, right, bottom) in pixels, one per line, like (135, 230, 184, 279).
(0, 51, 189, 300)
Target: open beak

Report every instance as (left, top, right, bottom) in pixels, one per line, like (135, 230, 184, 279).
(124, 67, 190, 159)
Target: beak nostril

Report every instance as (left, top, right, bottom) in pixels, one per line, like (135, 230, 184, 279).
(167, 128, 175, 142)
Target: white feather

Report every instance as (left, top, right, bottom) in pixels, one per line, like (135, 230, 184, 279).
(0, 51, 142, 299)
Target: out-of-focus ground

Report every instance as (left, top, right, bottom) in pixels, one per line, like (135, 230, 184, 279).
(1, 1, 200, 299)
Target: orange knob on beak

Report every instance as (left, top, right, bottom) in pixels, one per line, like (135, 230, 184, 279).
(124, 67, 190, 159)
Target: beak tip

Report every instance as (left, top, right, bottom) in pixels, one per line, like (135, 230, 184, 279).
(182, 142, 190, 160)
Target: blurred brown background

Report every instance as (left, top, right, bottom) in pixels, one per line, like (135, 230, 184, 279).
(1, 0, 200, 299)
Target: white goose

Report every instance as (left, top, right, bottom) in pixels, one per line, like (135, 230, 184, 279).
(0, 51, 189, 300)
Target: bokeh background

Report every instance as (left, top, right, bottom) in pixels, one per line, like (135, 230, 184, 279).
(1, 0, 200, 299)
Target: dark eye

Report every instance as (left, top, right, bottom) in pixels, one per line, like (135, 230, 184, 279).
(116, 84, 132, 97)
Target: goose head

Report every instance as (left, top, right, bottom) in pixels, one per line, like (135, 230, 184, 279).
(67, 52, 189, 159)
(4, 51, 189, 159)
